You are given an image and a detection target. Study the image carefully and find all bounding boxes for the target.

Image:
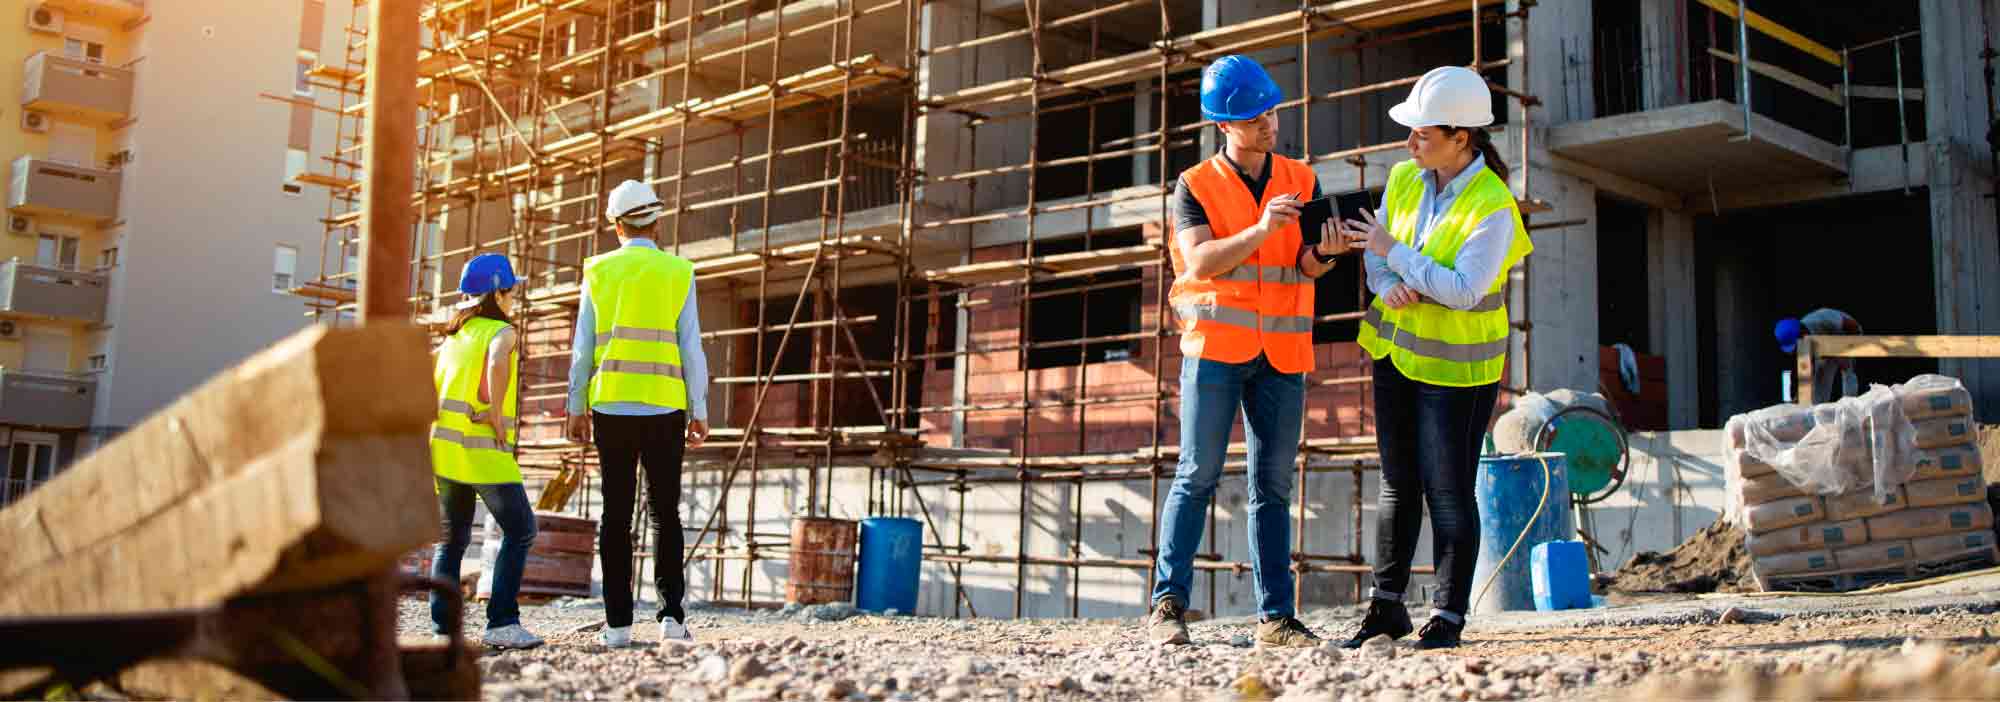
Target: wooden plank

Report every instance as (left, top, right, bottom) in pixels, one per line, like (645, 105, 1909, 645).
(1844, 84, 1925, 102)
(1706, 47, 1841, 106)
(1808, 335, 2000, 359)
(1693, 0, 1843, 67)
(0, 324, 439, 615)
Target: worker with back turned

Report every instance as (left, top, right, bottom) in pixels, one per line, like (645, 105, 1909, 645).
(430, 253, 544, 650)
(567, 179, 712, 647)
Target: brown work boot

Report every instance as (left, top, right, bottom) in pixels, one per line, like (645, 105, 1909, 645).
(1146, 597, 1191, 646)
(1254, 616, 1321, 648)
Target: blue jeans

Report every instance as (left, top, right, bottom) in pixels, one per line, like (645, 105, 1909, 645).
(431, 478, 538, 632)
(1151, 354, 1304, 620)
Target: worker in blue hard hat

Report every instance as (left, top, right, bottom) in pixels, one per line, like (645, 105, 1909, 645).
(1777, 308, 1862, 403)
(428, 252, 545, 649)
(1147, 54, 1343, 650)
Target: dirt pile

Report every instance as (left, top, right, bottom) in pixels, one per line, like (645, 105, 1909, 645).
(1601, 518, 1756, 594)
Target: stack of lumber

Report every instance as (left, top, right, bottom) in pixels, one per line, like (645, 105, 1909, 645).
(1731, 381, 1996, 592)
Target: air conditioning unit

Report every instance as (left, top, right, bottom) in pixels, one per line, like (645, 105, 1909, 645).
(7, 215, 32, 237)
(26, 4, 63, 35)
(20, 110, 49, 134)
(0, 320, 21, 342)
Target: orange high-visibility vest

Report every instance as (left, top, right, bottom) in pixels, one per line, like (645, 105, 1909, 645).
(1169, 154, 1318, 374)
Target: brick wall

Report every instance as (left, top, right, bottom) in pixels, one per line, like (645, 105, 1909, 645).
(920, 236, 1378, 455)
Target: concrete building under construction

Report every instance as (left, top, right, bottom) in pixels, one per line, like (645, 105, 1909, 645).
(282, 0, 2000, 620)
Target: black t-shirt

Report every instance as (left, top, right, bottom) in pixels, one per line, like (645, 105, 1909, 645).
(1173, 154, 1326, 269)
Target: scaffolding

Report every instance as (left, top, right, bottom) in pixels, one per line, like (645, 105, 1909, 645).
(287, 0, 1544, 620)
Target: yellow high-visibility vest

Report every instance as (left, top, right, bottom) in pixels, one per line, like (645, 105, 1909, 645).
(431, 316, 522, 484)
(584, 245, 694, 409)
(1356, 159, 1532, 387)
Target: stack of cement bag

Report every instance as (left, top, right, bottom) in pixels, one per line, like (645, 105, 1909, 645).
(1727, 375, 1995, 593)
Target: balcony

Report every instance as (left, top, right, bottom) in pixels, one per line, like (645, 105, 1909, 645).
(35, 0, 146, 26)
(0, 261, 108, 324)
(21, 52, 134, 124)
(8, 157, 121, 223)
(0, 369, 95, 429)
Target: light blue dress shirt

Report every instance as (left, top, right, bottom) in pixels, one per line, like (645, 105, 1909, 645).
(1363, 153, 1516, 311)
(567, 238, 710, 421)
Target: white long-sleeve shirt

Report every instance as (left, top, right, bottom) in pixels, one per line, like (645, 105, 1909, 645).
(1363, 154, 1516, 311)
(566, 238, 710, 421)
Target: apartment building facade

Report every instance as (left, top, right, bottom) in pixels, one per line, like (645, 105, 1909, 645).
(1, 0, 341, 505)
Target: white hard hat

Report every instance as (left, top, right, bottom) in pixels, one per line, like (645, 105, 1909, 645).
(605, 179, 666, 226)
(1388, 66, 1494, 128)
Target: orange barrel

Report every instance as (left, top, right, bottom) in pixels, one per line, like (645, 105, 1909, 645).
(478, 512, 597, 600)
(787, 517, 859, 605)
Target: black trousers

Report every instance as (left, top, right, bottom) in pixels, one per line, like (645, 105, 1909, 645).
(1370, 358, 1499, 618)
(593, 411, 687, 627)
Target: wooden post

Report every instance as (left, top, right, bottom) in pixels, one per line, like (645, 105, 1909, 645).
(1794, 335, 1815, 406)
(359, 0, 421, 323)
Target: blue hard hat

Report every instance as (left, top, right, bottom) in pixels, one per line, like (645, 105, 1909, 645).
(1775, 318, 1804, 354)
(1199, 55, 1283, 122)
(458, 253, 518, 297)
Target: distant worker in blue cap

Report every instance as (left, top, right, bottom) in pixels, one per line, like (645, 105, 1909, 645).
(1147, 54, 1343, 650)
(1776, 308, 1862, 403)
(429, 253, 545, 650)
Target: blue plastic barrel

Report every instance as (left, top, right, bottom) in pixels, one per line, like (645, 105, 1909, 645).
(1531, 540, 1592, 611)
(855, 517, 923, 613)
(1471, 453, 1576, 616)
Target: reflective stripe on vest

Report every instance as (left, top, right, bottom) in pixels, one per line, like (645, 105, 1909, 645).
(432, 426, 509, 452)
(1173, 304, 1314, 334)
(1354, 160, 1533, 387)
(430, 316, 524, 485)
(583, 245, 695, 409)
(1167, 154, 1320, 374)
(437, 398, 520, 431)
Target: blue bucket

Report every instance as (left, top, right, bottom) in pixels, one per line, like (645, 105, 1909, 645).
(1471, 453, 1575, 615)
(855, 517, 923, 613)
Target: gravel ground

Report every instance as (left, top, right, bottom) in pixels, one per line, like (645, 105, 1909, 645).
(399, 591, 2000, 701)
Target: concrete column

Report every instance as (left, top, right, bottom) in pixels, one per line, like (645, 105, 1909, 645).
(915, 2, 978, 219)
(1639, 0, 1688, 110)
(1521, 163, 1601, 394)
(1510, 2, 1598, 393)
(1647, 208, 1699, 428)
(1919, 0, 2000, 420)
(1710, 234, 1765, 419)
(1510, 0, 1591, 127)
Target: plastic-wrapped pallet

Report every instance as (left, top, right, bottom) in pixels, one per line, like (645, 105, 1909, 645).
(1728, 375, 1995, 592)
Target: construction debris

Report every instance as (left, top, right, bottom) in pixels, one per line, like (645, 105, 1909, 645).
(1601, 519, 1758, 595)
(0, 324, 446, 698)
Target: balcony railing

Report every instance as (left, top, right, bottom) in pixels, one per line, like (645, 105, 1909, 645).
(21, 51, 135, 123)
(0, 260, 109, 324)
(8, 156, 121, 222)
(0, 368, 95, 428)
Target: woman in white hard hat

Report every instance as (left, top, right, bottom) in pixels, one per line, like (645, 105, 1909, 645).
(1336, 65, 1533, 650)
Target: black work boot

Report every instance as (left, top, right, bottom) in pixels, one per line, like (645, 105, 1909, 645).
(1413, 616, 1465, 650)
(1146, 597, 1191, 646)
(1340, 598, 1414, 649)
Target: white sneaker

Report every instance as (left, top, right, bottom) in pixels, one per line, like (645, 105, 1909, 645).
(482, 624, 545, 650)
(601, 625, 633, 648)
(658, 617, 694, 642)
